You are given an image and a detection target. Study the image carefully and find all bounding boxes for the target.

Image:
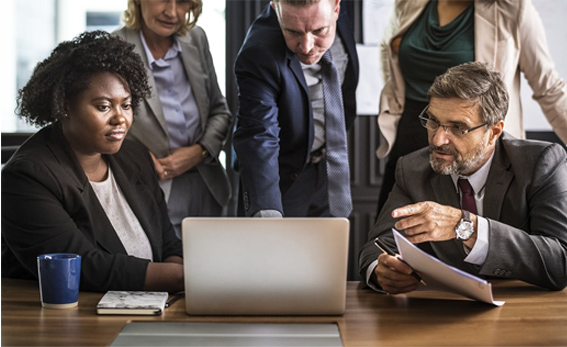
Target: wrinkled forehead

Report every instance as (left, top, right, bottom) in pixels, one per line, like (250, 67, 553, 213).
(274, 0, 336, 19)
(428, 97, 482, 124)
(277, 1, 337, 33)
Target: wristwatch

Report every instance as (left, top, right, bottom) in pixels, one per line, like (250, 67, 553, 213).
(455, 210, 475, 240)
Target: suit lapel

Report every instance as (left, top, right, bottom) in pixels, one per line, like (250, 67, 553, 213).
(474, 0, 497, 66)
(336, 6, 359, 75)
(483, 139, 513, 220)
(106, 152, 159, 256)
(179, 34, 207, 134)
(288, 51, 309, 95)
(431, 174, 460, 209)
(429, 137, 513, 218)
(287, 50, 314, 154)
(394, 0, 429, 38)
(46, 125, 128, 255)
(46, 124, 90, 193)
(126, 29, 170, 135)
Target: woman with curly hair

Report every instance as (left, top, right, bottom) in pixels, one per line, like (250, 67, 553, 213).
(1, 30, 184, 293)
(113, 0, 233, 238)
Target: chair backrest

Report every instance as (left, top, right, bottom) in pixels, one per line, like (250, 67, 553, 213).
(1, 133, 32, 164)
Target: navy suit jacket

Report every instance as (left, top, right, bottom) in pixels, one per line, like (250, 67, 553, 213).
(233, 4, 359, 216)
(1, 124, 182, 292)
(358, 133, 567, 290)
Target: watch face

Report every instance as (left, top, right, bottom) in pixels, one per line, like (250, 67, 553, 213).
(456, 220, 474, 240)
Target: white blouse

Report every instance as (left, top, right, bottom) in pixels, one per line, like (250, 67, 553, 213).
(90, 167, 153, 261)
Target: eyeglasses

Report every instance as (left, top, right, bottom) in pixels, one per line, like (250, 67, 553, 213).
(418, 105, 488, 138)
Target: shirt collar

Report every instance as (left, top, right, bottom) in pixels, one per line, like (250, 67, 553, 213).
(139, 31, 182, 69)
(451, 150, 495, 195)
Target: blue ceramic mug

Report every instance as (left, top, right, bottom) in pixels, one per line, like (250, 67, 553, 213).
(37, 253, 81, 309)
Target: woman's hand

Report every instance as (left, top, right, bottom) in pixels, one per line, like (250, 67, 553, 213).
(156, 144, 206, 180)
(145, 256, 184, 293)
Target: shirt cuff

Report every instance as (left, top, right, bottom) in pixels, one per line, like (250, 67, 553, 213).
(365, 259, 389, 294)
(464, 215, 489, 265)
(253, 210, 283, 218)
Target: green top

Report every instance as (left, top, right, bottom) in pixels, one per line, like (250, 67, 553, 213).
(399, 0, 475, 103)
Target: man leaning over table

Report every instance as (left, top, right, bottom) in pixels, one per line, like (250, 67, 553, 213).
(359, 61, 567, 293)
(233, 0, 359, 218)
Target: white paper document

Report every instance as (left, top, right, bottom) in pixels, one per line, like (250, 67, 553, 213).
(393, 229, 505, 306)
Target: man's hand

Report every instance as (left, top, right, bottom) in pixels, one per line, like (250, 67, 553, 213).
(392, 201, 463, 244)
(373, 253, 419, 294)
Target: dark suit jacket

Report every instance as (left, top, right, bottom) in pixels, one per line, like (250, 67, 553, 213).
(359, 133, 567, 290)
(1, 124, 182, 292)
(114, 26, 232, 207)
(233, 4, 359, 216)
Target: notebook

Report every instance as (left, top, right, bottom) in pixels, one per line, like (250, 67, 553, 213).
(96, 291, 169, 315)
(181, 217, 350, 316)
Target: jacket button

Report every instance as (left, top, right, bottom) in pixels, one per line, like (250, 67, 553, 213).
(243, 192, 250, 211)
(290, 173, 299, 181)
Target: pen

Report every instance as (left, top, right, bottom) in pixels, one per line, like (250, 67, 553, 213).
(165, 293, 184, 308)
(374, 237, 427, 286)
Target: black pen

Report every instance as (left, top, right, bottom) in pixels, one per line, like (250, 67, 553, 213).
(165, 293, 184, 308)
(374, 237, 427, 286)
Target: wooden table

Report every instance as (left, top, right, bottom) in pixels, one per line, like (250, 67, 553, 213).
(2, 278, 567, 346)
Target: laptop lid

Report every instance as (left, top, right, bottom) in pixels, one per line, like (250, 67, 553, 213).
(181, 217, 349, 316)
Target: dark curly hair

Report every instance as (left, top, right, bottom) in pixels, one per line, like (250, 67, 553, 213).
(16, 30, 151, 127)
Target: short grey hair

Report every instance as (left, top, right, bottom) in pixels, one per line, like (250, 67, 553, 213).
(427, 62, 509, 124)
(272, 0, 322, 6)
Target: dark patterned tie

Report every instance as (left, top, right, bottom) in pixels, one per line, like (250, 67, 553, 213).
(457, 178, 478, 214)
(320, 51, 352, 217)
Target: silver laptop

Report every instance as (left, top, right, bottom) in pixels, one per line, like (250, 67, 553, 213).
(181, 217, 349, 316)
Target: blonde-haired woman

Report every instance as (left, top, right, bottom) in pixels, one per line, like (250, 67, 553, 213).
(114, 0, 232, 238)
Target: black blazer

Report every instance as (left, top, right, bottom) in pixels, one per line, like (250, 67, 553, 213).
(233, 4, 359, 215)
(1, 124, 182, 292)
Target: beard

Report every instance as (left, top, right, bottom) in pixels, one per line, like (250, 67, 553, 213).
(429, 139, 487, 175)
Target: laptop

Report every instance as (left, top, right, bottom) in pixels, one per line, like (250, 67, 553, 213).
(181, 217, 349, 316)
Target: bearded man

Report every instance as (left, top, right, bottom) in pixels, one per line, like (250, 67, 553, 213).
(359, 61, 567, 292)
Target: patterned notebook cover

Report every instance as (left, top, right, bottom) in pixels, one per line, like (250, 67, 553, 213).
(97, 291, 169, 315)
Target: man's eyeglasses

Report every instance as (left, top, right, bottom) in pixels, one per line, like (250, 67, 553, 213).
(418, 105, 488, 138)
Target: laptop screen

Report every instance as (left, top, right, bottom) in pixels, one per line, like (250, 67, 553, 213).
(181, 217, 349, 316)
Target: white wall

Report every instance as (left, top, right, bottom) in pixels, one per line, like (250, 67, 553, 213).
(0, 0, 17, 132)
(57, 0, 86, 42)
(521, 0, 567, 131)
(1, 0, 226, 133)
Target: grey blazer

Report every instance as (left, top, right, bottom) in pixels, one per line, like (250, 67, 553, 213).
(114, 26, 232, 206)
(359, 133, 567, 290)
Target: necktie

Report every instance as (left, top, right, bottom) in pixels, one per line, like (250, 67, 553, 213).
(320, 51, 352, 217)
(457, 178, 478, 214)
